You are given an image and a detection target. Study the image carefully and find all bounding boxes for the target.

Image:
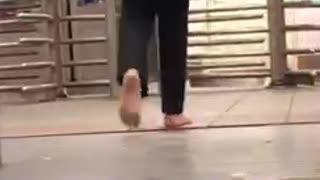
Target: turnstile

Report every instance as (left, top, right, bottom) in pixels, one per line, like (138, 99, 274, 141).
(0, 0, 318, 104)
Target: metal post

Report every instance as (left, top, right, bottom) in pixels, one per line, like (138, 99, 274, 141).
(105, 0, 119, 97)
(39, 0, 57, 100)
(54, 0, 65, 96)
(45, 0, 64, 97)
(267, 0, 288, 85)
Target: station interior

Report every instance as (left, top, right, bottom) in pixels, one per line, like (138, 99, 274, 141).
(1, 0, 320, 179)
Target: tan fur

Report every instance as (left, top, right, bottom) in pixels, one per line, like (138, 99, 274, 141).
(119, 69, 142, 129)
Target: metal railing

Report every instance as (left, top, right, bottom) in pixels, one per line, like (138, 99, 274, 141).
(0, 0, 118, 102)
(0, 0, 57, 102)
(188, 0, 318, 86)
(187, 1, 270, 85)
(0, 0, 319, 103)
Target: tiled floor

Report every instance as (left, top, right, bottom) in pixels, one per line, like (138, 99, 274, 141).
(0, 87, 320, 179)
(1, 87, 320, 137)
(1, 125, 320, 180)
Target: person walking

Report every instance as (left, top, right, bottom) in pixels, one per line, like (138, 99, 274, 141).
(118, 0, 192, 129)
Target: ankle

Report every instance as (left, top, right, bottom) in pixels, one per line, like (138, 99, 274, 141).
(164, 114, 183, 118)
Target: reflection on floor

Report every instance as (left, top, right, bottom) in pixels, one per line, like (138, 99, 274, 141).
(1, 125, 320, 180)
(1, 87, 320, 137)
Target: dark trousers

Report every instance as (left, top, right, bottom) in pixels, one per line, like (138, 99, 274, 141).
(117, 0, 189, 114)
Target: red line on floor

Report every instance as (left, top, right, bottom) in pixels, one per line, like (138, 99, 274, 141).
(1, 121, 320, 139)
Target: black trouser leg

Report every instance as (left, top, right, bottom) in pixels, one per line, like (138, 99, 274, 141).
(157, 0, 189, 114)
(117, 0, 154, 97)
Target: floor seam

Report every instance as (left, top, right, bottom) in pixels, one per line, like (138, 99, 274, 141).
(211, 92, 249, 124)
(285, 90, 296, 123)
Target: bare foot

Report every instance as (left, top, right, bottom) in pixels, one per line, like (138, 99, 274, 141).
(119, 69, 142, 129)
(164, 114, 192, 129)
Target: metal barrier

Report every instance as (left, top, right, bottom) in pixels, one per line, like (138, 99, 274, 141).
(0, 0, 57, 102)
(0, 0, 318, 102)
(53, 0, 117, 97)
(187, 2, 270, 86)
(188, 0, 318, 87)
(0, 0, 118, 102)
(280, 0, 319, 85)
